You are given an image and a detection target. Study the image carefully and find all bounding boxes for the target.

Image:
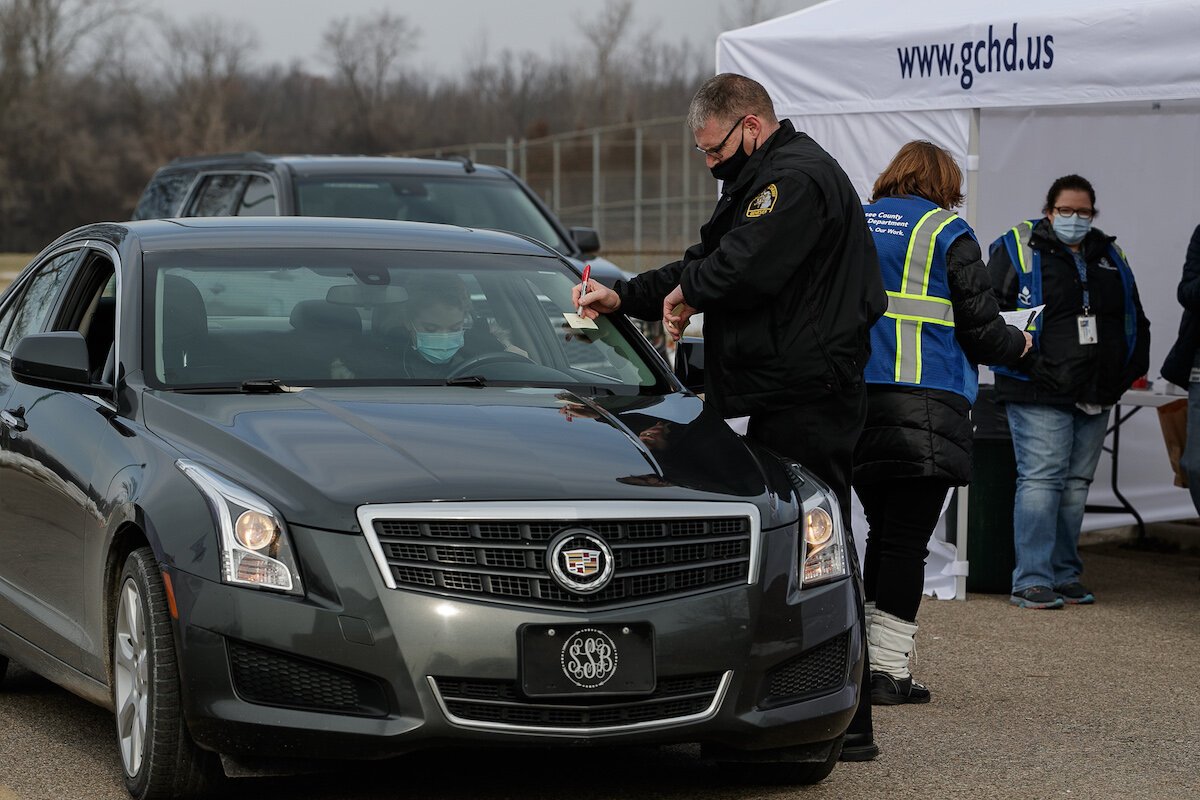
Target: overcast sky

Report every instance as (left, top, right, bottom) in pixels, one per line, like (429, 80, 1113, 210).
(144, 0, 819, 77)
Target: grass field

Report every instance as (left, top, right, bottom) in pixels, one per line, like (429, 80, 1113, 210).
(0, 254, 32, 291)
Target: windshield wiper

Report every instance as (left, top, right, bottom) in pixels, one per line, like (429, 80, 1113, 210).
(240, 379, 306, 394)
(444, 375, 487, 387)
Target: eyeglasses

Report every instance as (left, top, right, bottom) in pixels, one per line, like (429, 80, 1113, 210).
(694, 116, 746, 159)
(1053, 206, 1095, 220)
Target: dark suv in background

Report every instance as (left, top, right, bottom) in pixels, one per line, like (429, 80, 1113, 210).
(131, 153, 630, 287)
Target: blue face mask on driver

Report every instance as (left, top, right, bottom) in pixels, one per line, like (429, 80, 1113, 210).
(1052, 213, 1091, 245)
(414, 330, 465, 364)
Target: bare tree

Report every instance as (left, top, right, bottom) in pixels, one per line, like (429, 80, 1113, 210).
(321, 10, 419, 151)
(719, 0, 782, 30)
(576, 0, 634, 120)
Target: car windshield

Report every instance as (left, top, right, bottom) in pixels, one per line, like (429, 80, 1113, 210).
(293, 174, 571, 254)
(143, 249, 667, 394)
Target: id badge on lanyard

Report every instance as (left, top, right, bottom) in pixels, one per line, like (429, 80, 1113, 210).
(1073, 253, 1097, 345)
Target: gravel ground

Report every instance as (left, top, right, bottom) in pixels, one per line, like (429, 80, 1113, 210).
(1, 540, 1197, 800)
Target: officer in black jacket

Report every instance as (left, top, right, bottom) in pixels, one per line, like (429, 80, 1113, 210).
(576, 73, 887, 761)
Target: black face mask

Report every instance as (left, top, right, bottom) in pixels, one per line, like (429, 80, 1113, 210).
(710, 127, 752, 183)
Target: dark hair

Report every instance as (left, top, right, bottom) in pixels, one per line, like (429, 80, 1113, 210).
(686, 73, 778, 130)
(406, 273, 469, 311)
(870, 140, 965, 209)
(1044, 174, 1097, 216)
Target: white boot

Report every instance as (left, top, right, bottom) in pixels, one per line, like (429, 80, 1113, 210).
(866, 608, 916, 679)
(865, 608, 930, 704)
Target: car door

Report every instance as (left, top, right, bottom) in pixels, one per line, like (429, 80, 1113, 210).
(0, 246, 88, 663)
(0, 247, 117, 669)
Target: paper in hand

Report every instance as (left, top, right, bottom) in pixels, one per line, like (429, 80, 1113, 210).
(563, 312, 598, 330)
(1000, 304, 1045, 330)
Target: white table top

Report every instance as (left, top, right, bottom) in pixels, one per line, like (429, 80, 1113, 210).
(1117, 387, 1186, 408)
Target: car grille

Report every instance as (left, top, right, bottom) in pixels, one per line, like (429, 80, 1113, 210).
(372, 516, 752, 609)
(760, 632, 850, 707)
(227, 639, 389, 717)
(432, 673, 724, 729)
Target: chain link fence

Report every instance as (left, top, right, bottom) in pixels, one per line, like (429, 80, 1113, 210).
(399, 117, 720, 273)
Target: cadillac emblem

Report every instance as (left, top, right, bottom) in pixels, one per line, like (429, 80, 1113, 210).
(547, 529, 614, 594)
(560, 628, 619, 688)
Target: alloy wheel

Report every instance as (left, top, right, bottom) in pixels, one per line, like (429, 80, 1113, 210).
(114, 577, 149, 777)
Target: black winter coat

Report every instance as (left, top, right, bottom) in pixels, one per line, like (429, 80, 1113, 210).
(1161, 223, 1200, 388)
(854, 235, 1028, 486)
(989, 219, 1150, 406)
(614, 120, 886, 417)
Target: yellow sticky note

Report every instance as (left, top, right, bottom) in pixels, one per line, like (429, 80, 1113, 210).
(563, 312, 599, 330)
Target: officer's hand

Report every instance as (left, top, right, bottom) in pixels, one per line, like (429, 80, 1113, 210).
(1021, 331, 1033, 356)
(573, 279, 620, 320)
(662, 285, 697, 341)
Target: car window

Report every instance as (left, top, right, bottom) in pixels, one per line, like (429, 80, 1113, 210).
(236, 176, 278, 216)
(2, 249, 79, 352)
(294, 175, 570, 253)
(143, 249, 665, 394)
(52, 254, 118, 382)
(188, 174, 248, 217)
(132, 170, 195, 220)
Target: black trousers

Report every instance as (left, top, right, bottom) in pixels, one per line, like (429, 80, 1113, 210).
(746, 384, 873, 738)
(856, 477, 953, 623)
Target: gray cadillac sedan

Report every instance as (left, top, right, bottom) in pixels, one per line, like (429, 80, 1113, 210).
(0, 217, 861, 798)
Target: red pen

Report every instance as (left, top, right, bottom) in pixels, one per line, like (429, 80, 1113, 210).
(577, 263, 591, 316)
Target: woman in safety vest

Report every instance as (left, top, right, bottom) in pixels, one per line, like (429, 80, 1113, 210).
(855, 141, 1031, 705)
(988, 175, 1150, 610)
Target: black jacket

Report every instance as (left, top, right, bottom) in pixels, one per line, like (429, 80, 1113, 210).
(988, 219, 1150, 407)
(1161, 224, 1200, 388)
(855, 236, 1028, 486)
(614, 120, 886, 417)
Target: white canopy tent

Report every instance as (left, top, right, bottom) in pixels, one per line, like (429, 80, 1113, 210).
(718, 0, 1200, 598)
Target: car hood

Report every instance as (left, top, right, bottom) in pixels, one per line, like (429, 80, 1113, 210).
(141, 387, 797, 532)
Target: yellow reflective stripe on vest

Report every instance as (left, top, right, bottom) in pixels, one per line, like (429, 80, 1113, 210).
(891, 208, 959, 384)
(884, 292, 955, 325)
(1011, 220, 1034, 274)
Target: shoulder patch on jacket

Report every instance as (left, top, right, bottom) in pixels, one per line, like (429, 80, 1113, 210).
(745, 184, 778, 218)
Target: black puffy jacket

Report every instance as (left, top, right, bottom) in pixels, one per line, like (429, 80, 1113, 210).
(1161, 223, 1200, 387)
(854, 236, 1027, 486)
(614, 120, 886, 417)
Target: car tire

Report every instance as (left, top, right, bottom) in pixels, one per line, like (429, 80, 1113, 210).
(718, 737, 842, 786)
(113, 547, 219, 799)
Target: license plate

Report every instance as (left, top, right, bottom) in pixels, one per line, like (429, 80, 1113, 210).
(520, 622, 655, 697)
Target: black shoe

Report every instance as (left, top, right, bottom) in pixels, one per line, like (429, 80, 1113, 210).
(1054, 581, 1095, 604)
(838, 732, 879, 762)
(1010, 585, 1065, 609)
(870, 671, 931, 705)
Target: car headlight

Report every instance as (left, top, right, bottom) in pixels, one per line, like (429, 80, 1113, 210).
(801, 492, 848, 586)
(779, 459, 849, 587)
(177, 460, 303, 595)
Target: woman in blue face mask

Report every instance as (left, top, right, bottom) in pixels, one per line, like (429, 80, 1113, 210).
(988, 175, 1151, 610)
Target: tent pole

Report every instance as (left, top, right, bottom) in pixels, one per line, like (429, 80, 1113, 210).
(956, 107, 982, 601)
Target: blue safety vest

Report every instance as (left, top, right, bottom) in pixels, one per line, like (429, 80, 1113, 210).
(863, 196, 978, 402)
(990, 219, 1138, 382)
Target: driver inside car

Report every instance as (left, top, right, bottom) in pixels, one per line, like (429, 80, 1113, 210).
(336, 273, 522, 380)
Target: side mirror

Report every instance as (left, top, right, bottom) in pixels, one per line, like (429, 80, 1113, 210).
(673, 336, 705, 394)
(11, 331, 106, 394)
(569, 227, 601, 256)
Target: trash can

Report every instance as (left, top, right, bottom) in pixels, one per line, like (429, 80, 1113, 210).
(965, 386, 1017, 593)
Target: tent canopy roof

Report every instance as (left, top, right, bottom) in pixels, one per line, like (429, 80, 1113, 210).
(717, 0, 1200, 115)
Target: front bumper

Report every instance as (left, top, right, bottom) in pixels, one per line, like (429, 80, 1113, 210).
(171, 522, 861, 761)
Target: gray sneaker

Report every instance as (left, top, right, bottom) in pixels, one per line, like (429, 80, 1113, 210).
(1054, 581, 1095, 604)
(1010, 586, 1065, 609)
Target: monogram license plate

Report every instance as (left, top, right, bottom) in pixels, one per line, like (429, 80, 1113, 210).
(520, 623, 655, 697)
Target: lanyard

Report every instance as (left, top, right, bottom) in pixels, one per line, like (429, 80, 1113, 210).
(1071, 251, 1090, 313)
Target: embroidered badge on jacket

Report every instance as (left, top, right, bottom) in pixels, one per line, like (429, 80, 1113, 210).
(745, 184, 778, 218)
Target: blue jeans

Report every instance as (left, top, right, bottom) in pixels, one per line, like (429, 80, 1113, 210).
(1006, 403, 1110, 593)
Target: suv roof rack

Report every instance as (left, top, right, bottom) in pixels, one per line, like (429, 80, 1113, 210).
(435, 154, 476, 174)
(168, 151, 269, 166)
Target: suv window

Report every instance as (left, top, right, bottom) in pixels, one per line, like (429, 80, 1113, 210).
(236, 176, 278, 216)
(132, 170, 195, 219)
(2, 250, 80, 352)
(294, 175, 570, 253)
(189, 174, 248, 217)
